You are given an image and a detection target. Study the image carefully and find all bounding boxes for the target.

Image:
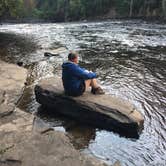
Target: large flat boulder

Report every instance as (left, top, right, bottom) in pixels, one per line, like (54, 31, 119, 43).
(35, 77, 144, 138)
(0, 109, 108, 166)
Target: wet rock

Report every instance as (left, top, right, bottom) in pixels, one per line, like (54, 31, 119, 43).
(51, 47, 67, 54)
(82, 25, 88, 28)
(16, 61, 23, 67)
(112, 161, 121, 166)
(0, 108, 107, 166)
(44, 47, 67, 57)
(1, 131, 106, 166)
(0, 103, 14, 119)
(35, 77, 144, 138)
(44, 52, 59, 57)
(0, 159, 22, 166)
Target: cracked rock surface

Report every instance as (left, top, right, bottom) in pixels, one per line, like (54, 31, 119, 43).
(0, 61, 111, 166)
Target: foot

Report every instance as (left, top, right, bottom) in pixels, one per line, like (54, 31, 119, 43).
(91, 87, 105, 95)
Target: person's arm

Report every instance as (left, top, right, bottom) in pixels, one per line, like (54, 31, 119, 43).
(70, 64, 97, 80)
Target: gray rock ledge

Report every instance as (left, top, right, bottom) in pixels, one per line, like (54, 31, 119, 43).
(0, 61, 110, 166)
(0, 60, 27, 120)
(35, 77, 144, 138)
(0, 108, 108, 166)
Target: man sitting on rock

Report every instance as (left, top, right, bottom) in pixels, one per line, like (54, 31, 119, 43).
(62, 51, 105, 96)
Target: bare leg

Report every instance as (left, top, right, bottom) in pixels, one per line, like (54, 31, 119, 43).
(85, 79, 99, 91)
(85, 79, 105, 94)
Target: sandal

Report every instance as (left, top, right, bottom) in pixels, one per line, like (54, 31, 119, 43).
(91, 87, 105, 95)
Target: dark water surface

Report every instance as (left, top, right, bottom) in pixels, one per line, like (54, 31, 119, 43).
(0, 20, 166, 166)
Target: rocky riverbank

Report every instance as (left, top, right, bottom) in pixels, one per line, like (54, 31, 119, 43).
(0, 60, 120, 166)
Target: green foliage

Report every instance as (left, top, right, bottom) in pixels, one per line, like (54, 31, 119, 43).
(25, 0, 114, 21)
(0, 0, 166, 21)
(162, 0, 166, 17)
(0, 0, 24, 18)
(32, 8, 43, 18)
(115, 0, 130, 16)
(68, 0, 83, 20)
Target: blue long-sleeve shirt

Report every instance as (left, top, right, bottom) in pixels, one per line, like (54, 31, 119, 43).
(62, 61, 97, 95)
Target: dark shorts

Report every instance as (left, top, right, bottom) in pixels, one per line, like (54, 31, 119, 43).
(66, 81, 85, 97)
(78, 81, 86, 96)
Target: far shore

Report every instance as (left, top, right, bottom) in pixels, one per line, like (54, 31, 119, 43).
(0, 16, 166, 25)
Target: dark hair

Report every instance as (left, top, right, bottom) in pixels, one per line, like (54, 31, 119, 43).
(68, 52, 78, 61)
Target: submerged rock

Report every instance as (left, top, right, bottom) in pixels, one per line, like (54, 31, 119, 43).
(44, 47, 67, 57)
(44, 52, 59, 57)
(35, 77, 144, 138)
(17, 61, 23, 67)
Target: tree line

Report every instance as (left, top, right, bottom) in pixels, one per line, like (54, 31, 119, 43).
(0, 0, 166, 21)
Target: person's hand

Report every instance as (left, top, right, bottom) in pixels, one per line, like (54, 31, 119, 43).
(84, 69, 89, 73)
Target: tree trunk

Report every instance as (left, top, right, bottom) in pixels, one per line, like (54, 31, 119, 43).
(129, 0, 134, 17)
(64, 0, 70, 21)
(162, 0, 166, 18)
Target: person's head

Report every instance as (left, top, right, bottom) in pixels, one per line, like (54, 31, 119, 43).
(68, 51, 79, 64)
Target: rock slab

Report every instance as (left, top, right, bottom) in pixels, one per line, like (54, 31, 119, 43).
(0, 60, 27, 104)
(0, 60, 27, 123)
(0, 61, 109, 166)
(0, 109, 108, 166)
(35, 77, 144, 138)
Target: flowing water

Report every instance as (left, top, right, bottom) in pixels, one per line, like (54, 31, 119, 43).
(0, 20, 166, 166)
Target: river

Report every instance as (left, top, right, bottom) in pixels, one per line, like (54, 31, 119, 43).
(0, 20, 165, 166)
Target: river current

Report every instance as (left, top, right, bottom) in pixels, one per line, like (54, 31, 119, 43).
(0, 20, 165, 166)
